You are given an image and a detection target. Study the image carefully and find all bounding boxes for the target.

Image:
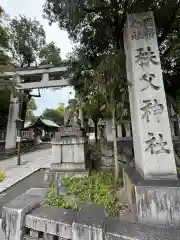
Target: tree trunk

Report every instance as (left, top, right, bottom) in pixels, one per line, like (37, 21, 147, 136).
(176, 114, 180, 141)
(94, 121, 98, 143)
(112, 107, 119, 182)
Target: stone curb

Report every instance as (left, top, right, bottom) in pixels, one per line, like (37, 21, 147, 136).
(2, 188, 46, 240)
(2, 188, 180, 240)
(0, 167, 46, 194)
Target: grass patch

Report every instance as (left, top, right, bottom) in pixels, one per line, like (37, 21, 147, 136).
(44, 170, 123, 216)
(0, 171, 5, 182)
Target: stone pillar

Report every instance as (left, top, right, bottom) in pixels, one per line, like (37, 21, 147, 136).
(5, 74, 21, 150)
(42, 72, 49, 82)
(124, 11, 177, 179)
(5, 95, 19, 149)
(64, 106, 69, 125)
(123, 12, 180, 226)
(76, 93, 84, 129)
(105, 120, 113, 141)
(125, 123, 131, 138)
(117, 124, 122, 138)
(79, 107, 84, 128)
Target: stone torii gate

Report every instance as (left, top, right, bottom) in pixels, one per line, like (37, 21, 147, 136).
(1, 65, 83, 149)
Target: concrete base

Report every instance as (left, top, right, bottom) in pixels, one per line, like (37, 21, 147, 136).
(44, 169, 89, 184)
(123, 167, 180, 226)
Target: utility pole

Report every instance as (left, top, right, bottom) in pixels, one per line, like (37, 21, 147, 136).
(17, 128, 21, 165)
(15, 117, 23, 165)
(15, 92, 24, 165)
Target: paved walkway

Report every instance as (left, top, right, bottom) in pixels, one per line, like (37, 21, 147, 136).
(0, 148, 52, 193)
(0, 148, 52, 240)
(0, 149, 51, 240)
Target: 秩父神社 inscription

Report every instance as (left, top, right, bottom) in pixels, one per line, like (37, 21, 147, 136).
(124, 12, 177, 178)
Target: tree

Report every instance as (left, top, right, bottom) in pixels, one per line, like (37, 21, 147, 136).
(8, 15, 46, 67)
(82, 92, 106, 142)
(25, 98, 37, 122)
(39, 41, 61, 65)
(43, 0, 180, 89)
(0, 6, 10, 66)
(41, 108, 64, 125)
(43, 0, 180, 181)
(0, 89, 10, 127)
(94, 52, 129, 181)
(56, 104, 65, 115)
(6, 16, 46, 125)
(0, 7, 16, 128)
(0, 25, 9, 65)
(68, 45, 130, 181)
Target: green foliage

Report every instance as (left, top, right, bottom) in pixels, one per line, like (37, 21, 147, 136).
(43, 0, 180, 99)
(39, 41, 61, 65)
(56, 104, 65, 115)
(0, 171, 5, 182)
(45, 171, 121, 216)
(9, 15, 46, 67)
(83, 92, 105, 121)
(176, 89, 180, 114)
(0, 8, 9, 65)
(25, 98, 37, 122)
(41, 107, 64, 125)
(44, 0, 180, 59)
(95, 52, 130, 121)
(45, 182, 79, 210)
(0, 89, 10, 127)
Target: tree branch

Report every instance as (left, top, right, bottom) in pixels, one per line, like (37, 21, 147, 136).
(83, 6, 110, 13)
(116, 0, 129, 48)
(127, 0, 137, 13)
(119, 0, 128, 31)
(158, 0, 180, 45)
(163, 47, 171, 58)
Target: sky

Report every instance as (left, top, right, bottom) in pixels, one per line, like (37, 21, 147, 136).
(1, 0, 75, 115)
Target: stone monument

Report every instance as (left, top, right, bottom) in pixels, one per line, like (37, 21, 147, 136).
(123, 11, 180, 226)
(44, 126, 88, 184)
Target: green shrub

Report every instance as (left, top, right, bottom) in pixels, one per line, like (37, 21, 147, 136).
(45, 182, 79, 211)
(44, 170, 121, 216)
(0, 171, 5, 182)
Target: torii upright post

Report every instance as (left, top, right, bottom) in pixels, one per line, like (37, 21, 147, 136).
(123, 11, 180, 226)
(5, 75, 21, 150)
